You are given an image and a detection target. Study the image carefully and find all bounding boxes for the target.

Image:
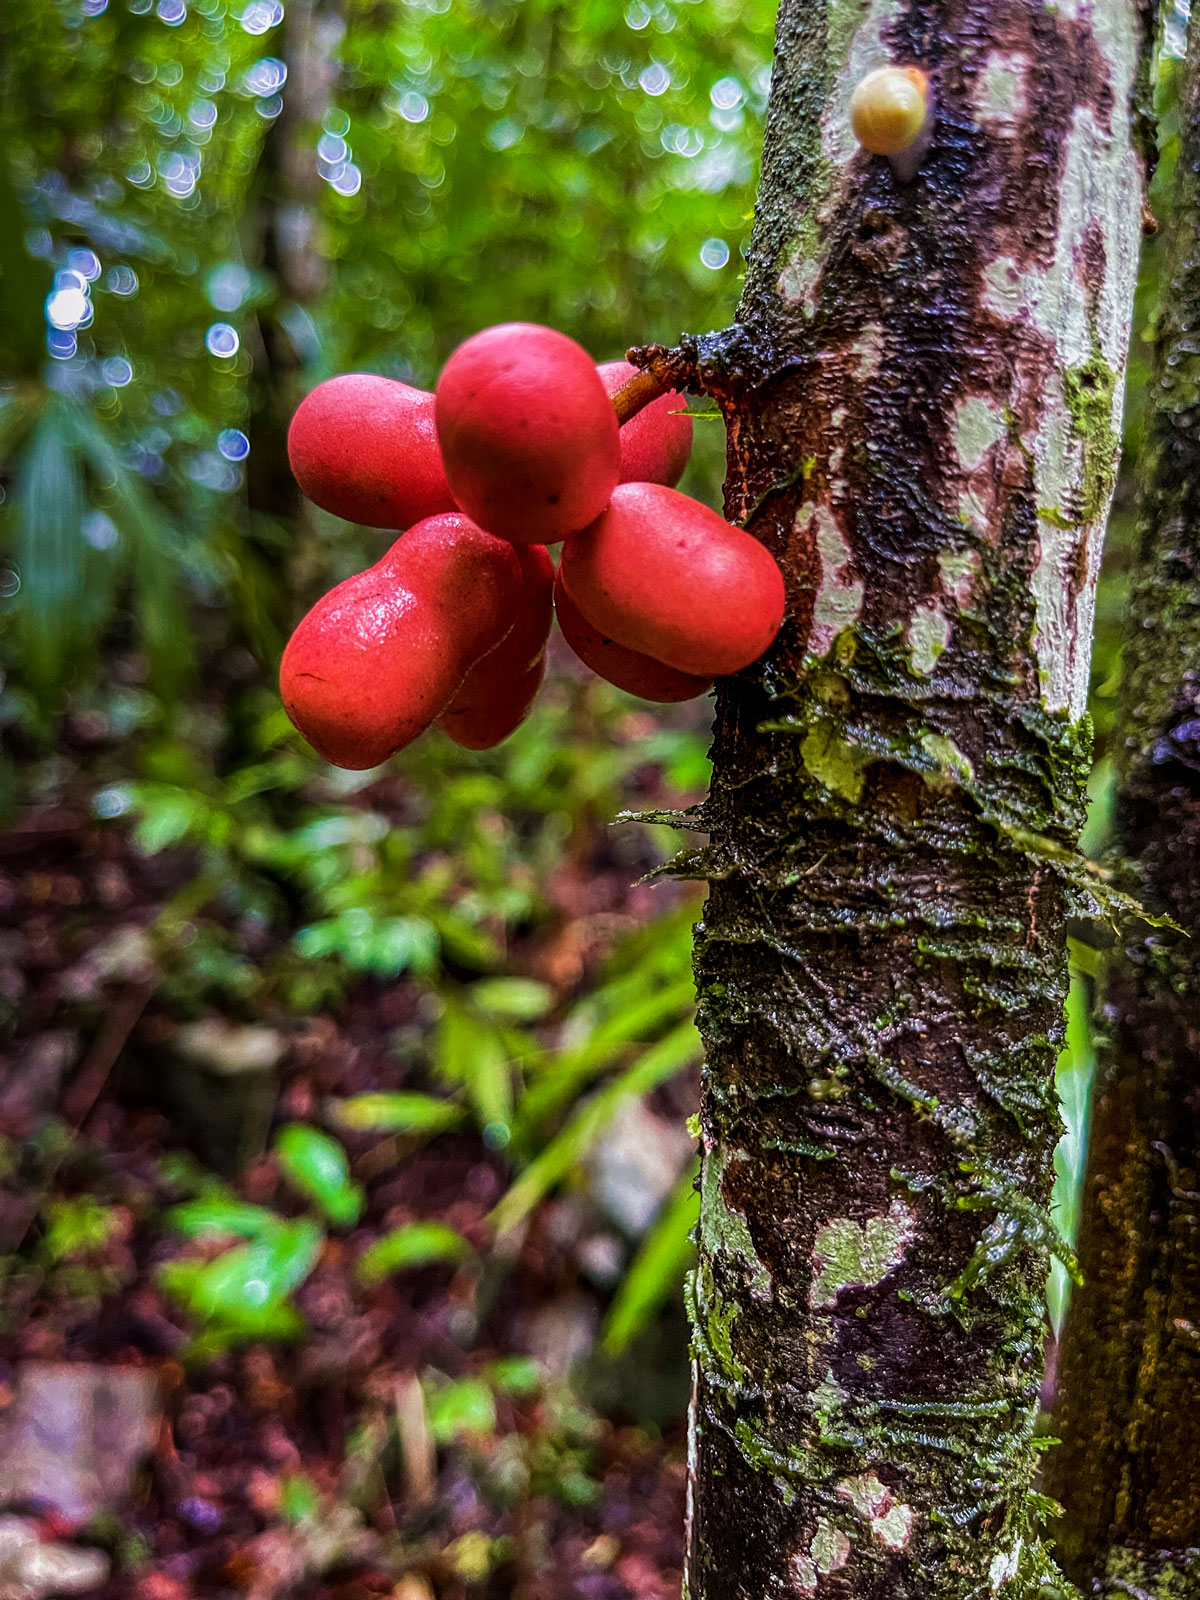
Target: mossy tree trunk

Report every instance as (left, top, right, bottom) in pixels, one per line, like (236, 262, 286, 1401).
(1043, 18, 1200, 1599)
(647, 0, 1145, 1593)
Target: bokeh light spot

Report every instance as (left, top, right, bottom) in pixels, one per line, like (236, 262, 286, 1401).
(638, 62, 670, 96)
(243, 56, 286, 95)
(710, 76, 743, 110)
(217, 427, 250, 461)
(101, 356, 134, 387)
(205, 322, 240, 357)
(484, 119, 522, 151)
(107, 264, 139, 296)
(330, 162, 362, 195)
(67, 248, 102, 281)
(84, 511, 120, 550)
(46, 286, 90, 331)
(207, 263, 253, 312)
(240, 0, 284, 33)
(93, 786, 132, 820)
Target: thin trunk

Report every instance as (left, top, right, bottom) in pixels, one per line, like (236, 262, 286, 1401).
(1043, 19, 1200, 1598)
(650, 1, 1144, 1594)
(245, 0, 341, 524)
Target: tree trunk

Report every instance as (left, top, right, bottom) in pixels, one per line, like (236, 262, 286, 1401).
(662, 1, 1145, 1594)
(245, 0, 342, 527)
(1042, 19, 1200, 1597)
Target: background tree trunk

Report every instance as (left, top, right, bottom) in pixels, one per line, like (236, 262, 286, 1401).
(1043, 17, 1200, 1598)
(668, 0, 1145, 1593)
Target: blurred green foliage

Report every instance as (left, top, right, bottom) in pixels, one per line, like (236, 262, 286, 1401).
(2, 0, 775, 1371)
(0, 0, 1181, 1386)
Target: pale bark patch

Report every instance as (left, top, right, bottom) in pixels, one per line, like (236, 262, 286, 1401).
(804, 502, 864, 656)
(973, 52, 1029, 127)
(836, 1473, 915, 1550)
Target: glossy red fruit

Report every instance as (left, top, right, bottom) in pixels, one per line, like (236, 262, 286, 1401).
(598, 360, 693, 488)
(439, 545, 555, 748)
(288, 374, 456, 529)
(280, 512, 523, 769)
(559, 483, 785, 678)
(434, 323, 621, 545)
(554, 570, 712, 703)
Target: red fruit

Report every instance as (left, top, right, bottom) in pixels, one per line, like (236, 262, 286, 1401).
(288, 374, 456, 529)
(559, 483, 785, 678)
(280, 512, 523, 769)
(434, 323, 621, 545)
(598, 360, 693, 487)
(439, 545, 555, 748)
(555, 569, 712, 703)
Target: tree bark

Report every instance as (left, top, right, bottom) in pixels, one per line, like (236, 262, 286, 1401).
(659, 1, 1145, 1594)
(1042, 18, 1200, 1597)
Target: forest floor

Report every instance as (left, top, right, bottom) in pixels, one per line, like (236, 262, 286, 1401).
(0, 709, 700, 1600)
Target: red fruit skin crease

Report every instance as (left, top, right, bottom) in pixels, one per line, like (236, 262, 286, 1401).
(597, 360, 693, 488)
(554, 569, 712, 704)
(434, 322, 621, 546)
(438, 544, 555, 748)
(558, 482, 786, 678)
(280, 512, 523, 769)
(288, 374, 457, 529)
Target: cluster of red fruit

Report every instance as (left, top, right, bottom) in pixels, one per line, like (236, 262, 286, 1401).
(280, 322, 785, 769)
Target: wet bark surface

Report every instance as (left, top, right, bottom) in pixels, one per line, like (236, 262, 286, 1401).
(649, 0, 1145, 1594)
(1044, 22, 1200, 1597)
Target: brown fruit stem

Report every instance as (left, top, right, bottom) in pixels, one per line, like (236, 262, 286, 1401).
(611, 362, 680, 425)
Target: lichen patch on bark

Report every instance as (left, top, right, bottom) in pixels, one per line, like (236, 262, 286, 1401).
(810, 1201, 917, 1308)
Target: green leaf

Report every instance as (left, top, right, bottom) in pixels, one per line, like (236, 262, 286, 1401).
(493, 1019, 701, 1236)
(437, 998, 515, 1146)
(159, 1219, 324, 1340)
(39, 1196, 122, 1264)
(470, 977, 554, 1020)
(514, 973, 697, 1141)
(130, 784, 204, 854)
(602, 1162, 699, 1356)
(279, 1474, 322, 1524)
(274, 1124, 363, 1227)
(355, 1221, 473, 1287)
(425, 1376, 496, 1444)
(166, 1198, 284, 1240)
(332, 1091, 464, 1137)
(14, 396, 87, 691)
(483, 1356, 542, 1398)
